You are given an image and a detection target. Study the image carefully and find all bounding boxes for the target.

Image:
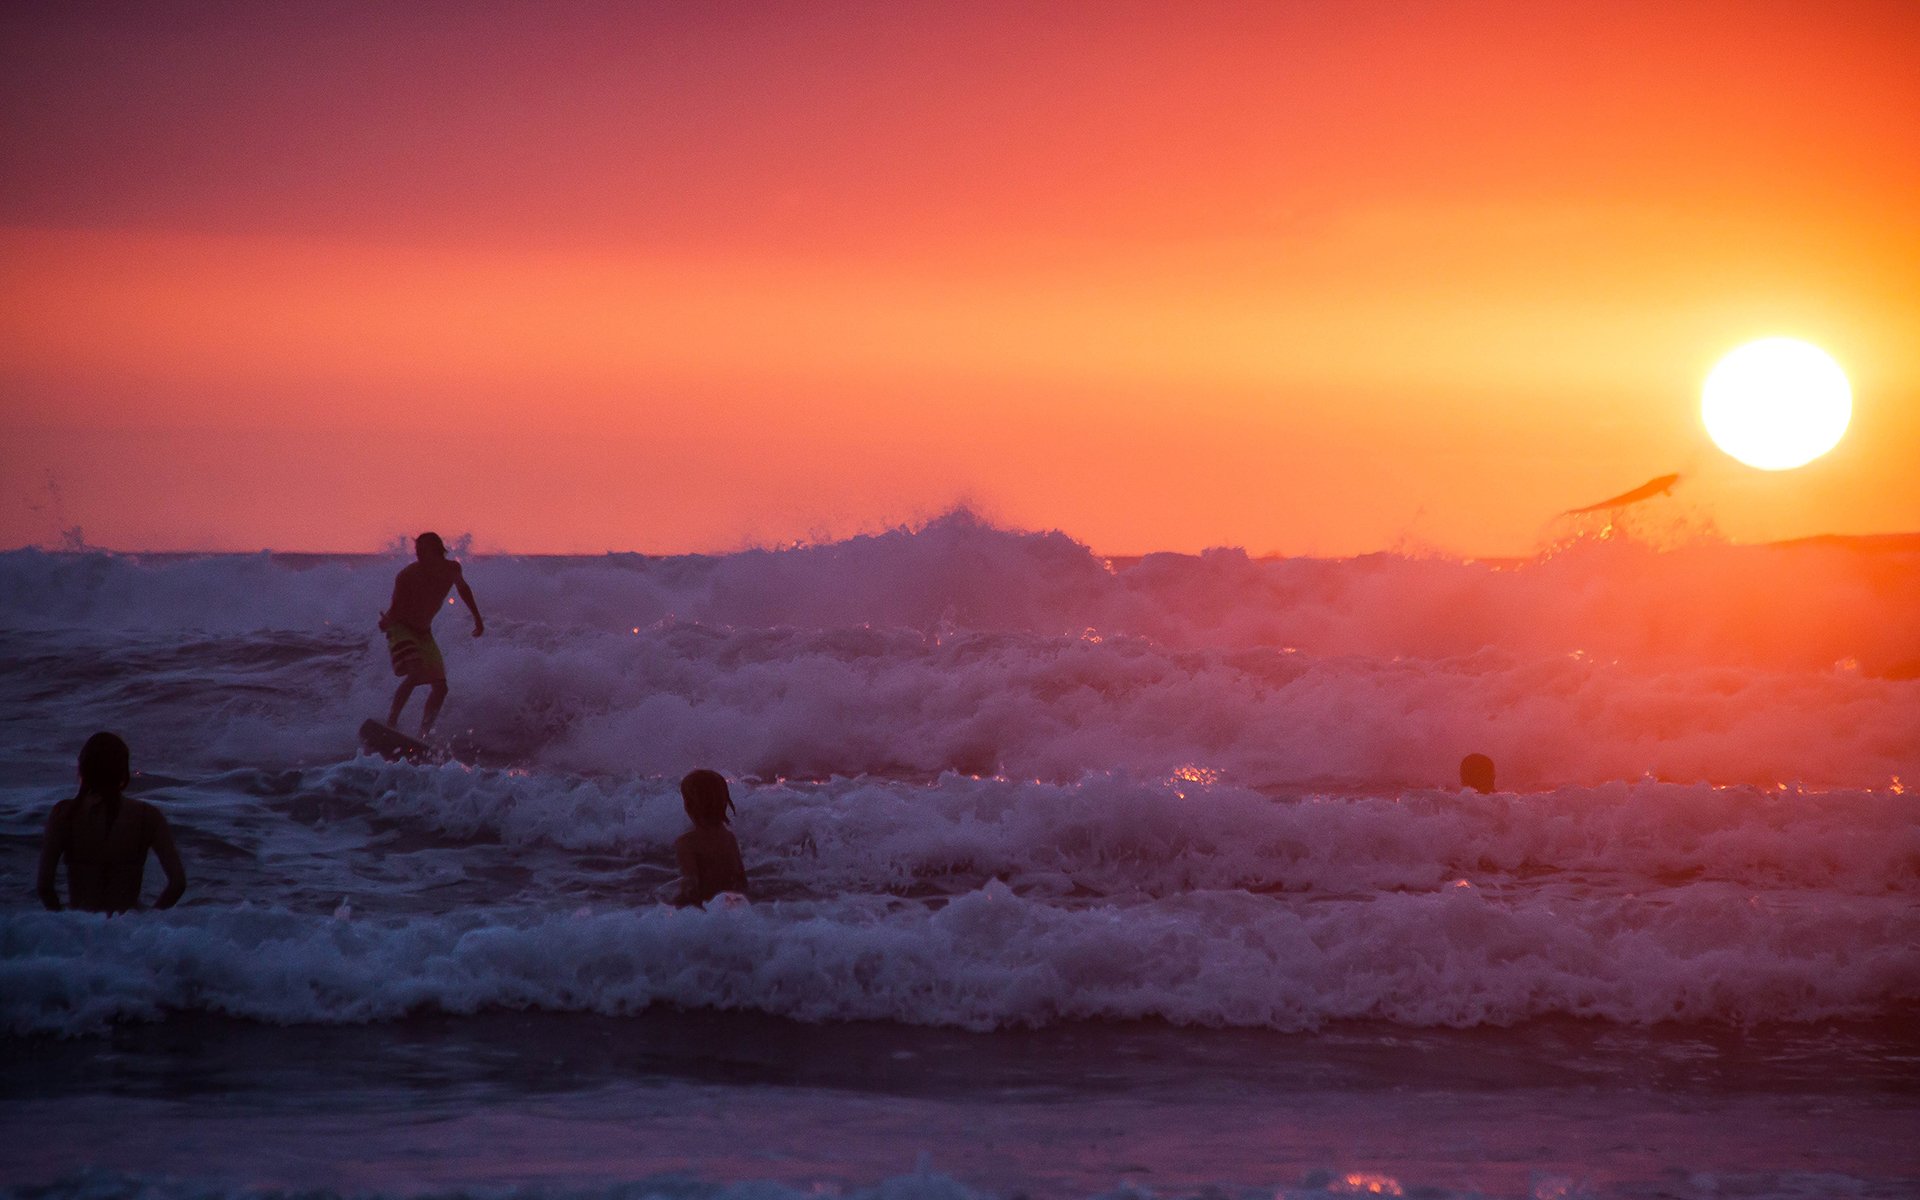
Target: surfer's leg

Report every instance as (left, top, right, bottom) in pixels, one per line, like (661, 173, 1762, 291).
(388, 680, 417, 727)
(420, 681, 448, 736)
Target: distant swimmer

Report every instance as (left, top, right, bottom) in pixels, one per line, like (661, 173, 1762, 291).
(37, 732, 187, 913)
(1562, 473, 1681, 515)
(673, 769, 749, 908)
(380, 531, 483, 737)
(1459, 753, 1496, 794)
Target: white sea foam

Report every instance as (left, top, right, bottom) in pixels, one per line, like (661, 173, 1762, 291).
(6, 602, 1917, 792)
(4, 513, 1916, 668)
(3, 516, 1915, 789)
(322, 766, 1920, 898)
(3, 516, 1916, 1043)
(5, 877, 1916, 1037)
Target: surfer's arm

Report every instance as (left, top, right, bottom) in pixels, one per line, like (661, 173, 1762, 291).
(35, 804, 70, 911)
(150, 809, 186, 910)
(379, 575, 404, 630)
(454, 565, 483, 636)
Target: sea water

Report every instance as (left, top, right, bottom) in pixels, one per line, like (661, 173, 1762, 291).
(2, 514, 1916, 1199)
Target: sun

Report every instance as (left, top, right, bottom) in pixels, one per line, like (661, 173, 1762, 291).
(1701, 338, 1851, 471)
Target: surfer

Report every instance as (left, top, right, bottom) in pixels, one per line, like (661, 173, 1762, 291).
(37, 732, 187, 913)
(1459, 753, 1496, 794)
(380, 531, 483, 737)
(1562, 473, 1680, 516)
(673, 769, 749, 908)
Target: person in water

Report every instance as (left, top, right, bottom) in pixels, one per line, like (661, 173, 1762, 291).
(673, 769, 749, 908)
(380, 531, 483, 736)
(37, 732, 187, 913)
(1459, 753, 1496, 794)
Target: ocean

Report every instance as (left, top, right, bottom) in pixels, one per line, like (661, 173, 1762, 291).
(3, 513, 1916, 1199)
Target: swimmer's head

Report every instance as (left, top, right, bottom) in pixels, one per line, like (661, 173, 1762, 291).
(680, 769, 735, 828)
(415, 532, 447, 560)
(78, 731, 131, 799)
(1459, 753, 1496, 794)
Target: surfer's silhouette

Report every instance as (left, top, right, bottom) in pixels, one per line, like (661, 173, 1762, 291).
(380, 532, 483, 736)
(37, 732, 187, 913)
(1563, 473, 1680, 515)
(673, 769, 749, 908)
(1460, 753, 1496, 794)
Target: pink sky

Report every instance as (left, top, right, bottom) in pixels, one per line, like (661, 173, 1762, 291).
(3, 0, 1917, 554)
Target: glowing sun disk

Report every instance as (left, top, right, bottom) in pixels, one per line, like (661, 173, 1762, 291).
(1701, 338, 1851, 470)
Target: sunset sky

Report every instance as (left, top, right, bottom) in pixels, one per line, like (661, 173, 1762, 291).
(3, 0, 1916, 556)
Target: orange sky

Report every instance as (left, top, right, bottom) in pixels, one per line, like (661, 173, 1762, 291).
(3, 0, 1917, 555)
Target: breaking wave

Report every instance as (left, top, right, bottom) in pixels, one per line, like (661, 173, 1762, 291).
(2, 514, 1915, 1040)
(5, 878, 1915, 1037)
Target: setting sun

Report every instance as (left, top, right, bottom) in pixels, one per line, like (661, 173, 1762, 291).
(1702, 338, 1852, 471)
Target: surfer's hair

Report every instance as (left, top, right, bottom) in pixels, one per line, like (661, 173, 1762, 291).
(415, 532, 446, 559)
(680, 769, 735, 828)
(77, 731, 131, 810)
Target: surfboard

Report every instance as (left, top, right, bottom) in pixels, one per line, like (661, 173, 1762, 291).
(358, 718, 449, 765)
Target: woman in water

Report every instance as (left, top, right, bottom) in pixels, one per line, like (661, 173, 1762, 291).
(38, 732, 187, 913)
(673, 768, 749, 907)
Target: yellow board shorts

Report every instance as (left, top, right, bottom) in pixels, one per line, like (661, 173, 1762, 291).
(384, 624, 446, 684)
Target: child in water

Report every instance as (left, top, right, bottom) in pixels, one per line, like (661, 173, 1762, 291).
(1459, 753, 1496, 794)
(673, 769, 749, 907)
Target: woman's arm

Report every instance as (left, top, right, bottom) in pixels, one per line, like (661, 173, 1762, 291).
(150, 809, 186, 909)
(36, 804, 70, 911)
(672, 837, 703, 907)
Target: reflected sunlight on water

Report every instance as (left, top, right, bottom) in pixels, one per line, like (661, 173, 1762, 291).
(1331, 1172, 1404, 1195)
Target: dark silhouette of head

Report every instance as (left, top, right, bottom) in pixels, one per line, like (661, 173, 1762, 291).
(680, 769, 735, 828)
(78, 731, 131, 801)
(1459, 753, 1496, 794)
(415, 532, 447, 561)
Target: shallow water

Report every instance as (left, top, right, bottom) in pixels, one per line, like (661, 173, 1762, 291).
(6, 1011, 1918, 1199)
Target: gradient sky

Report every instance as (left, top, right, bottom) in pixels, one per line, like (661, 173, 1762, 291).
(3, 0, 1917, 555)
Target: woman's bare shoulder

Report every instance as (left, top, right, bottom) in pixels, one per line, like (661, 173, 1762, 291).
(678, 826, 739, 851)
(128, 798, 170, 826)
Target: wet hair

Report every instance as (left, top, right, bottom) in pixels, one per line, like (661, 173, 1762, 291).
(415, 532, 446, 559)
(77, 731, 132, 820)
(1459, 753, 1496, 794)
(680, 769, 735, 828)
